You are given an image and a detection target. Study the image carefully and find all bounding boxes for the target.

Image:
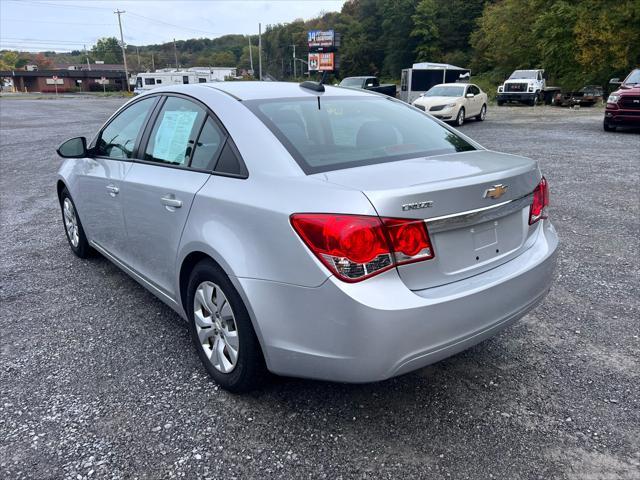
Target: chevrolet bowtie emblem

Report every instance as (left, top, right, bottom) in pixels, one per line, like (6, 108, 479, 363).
(484, 184, 508, 199)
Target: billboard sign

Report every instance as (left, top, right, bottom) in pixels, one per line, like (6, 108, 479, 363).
(308, 52, 335, 72)
(308, 30, 335, 48)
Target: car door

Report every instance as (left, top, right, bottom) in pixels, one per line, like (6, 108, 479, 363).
(468, 85, 482, 116)
(76, 95, 159, 258)
(119, 95, 226, 298)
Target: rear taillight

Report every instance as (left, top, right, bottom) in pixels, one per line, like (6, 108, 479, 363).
(291, 213, 434, 282)
(529, 176, 550, 225)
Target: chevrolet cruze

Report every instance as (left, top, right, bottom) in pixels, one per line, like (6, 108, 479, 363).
(56, 82, 558, 392)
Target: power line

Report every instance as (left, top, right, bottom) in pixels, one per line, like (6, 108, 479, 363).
(0, 18, 113, 26)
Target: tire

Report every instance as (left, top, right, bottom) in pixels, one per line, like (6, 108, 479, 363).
(603, 121, 616, 132)
(186, 259, 267, 393)
(476, 104, 487, 121)
(497, 100, 504, 106)
(455, 107, 465, 126)
(60, 188, 92, 258)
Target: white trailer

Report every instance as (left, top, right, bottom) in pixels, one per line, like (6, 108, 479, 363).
(134, 67, 236, 94)
(399, 62, 470, 104)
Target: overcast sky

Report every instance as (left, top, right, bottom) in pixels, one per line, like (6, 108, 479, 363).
(0, 0, 346, 52)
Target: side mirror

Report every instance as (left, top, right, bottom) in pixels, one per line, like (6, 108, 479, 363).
(57, 136, 88, 158)
(466, 93, 474, 98)
(609, 78, 621, 85)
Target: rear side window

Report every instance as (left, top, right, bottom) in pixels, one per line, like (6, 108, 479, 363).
(190, 117, 224, 170)
(144, 96, 206, 166)
(246, 96, 475, 174)
(94, 97, 156, 159)
(214, 141, 246, 176)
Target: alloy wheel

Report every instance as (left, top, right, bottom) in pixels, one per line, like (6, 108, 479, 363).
(63, 198, 79, 248)
(193, 281, 239, 373)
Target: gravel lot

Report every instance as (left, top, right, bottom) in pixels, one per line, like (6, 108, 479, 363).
(1, 96, 638, 480)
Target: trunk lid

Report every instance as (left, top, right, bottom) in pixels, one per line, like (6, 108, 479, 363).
(314, 150, 542, 290)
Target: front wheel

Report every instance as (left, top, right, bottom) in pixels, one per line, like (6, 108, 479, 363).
(476, 104, 487, 121)
(455, 107, 465, 126)
(186, 259, 267, 392)
(603, 121, 616, 132)
(60, 188, 92, 258)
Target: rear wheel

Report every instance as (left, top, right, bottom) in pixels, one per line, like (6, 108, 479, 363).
(603, 121, 616, 132)
(60, 188, 91, 258)
(476, 104, 487, 121)
(497, 100, 504, 106)
(455, 107, 465, 126)
(186, 259, 267, 392)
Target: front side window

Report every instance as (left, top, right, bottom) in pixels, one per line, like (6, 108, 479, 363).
(183, 76, 189, 84)
(144, 78, 155, 85)
(94, 97, 156, 159)
(247, 96, 475, 174)
(144, 96, 206, 166)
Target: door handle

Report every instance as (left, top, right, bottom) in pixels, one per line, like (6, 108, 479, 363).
(106, 184, 119, 196)
(161, 195, 182, 209)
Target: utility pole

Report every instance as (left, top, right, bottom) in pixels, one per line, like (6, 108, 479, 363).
(136, 46, 140, 69)
(290, 44, 296, 79)
(173, 38, 179, 70)
(83, 44, 91, 71)
(247, 35, 254, 76)
(258, 23, 262, 81)
(151, 53, 155, 71)
(114, 9, 130, 92)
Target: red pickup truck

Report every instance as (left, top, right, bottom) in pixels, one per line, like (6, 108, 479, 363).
(604, 69, 640, 131)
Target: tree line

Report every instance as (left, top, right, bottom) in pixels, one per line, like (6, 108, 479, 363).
(2, 0, 638, 89)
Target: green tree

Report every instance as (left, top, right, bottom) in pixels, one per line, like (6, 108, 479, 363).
(412, 0, 440, 62)
(91, 37, 123, 64)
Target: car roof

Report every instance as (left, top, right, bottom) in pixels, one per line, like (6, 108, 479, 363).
(201, 81, 375, 101)
(432, 83, 471, 87)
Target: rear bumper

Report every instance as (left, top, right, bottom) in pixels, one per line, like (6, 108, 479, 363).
(605, 109, 640, 126)
(498, 92, 535, 102)
(239, 220, 559, 383)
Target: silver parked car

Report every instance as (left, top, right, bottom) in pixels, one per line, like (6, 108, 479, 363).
(56, 82, 558, 392)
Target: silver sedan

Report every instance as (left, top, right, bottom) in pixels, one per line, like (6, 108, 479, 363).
(56, 82, 558, 392)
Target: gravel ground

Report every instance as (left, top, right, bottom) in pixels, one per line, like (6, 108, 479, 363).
(1, 96, 638, 480)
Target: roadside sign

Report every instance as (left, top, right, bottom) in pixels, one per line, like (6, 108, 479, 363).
(308, 52, 335, 72)
(52, 75, 58, 96)
(52, 75, 58, 80)
(308, 30, 335, 48)
(101, 76, 106, 93)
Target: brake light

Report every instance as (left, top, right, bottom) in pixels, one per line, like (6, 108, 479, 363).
(529, 176, 550, 225)
(291, 213, 434, 282)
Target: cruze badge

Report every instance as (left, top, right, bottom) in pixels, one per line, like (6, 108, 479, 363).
(484, 184, 508, 200)
(402, 200, 434, 211)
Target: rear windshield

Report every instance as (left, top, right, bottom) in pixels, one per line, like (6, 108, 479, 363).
(340, 78, 364, 87)
(245, 96, 475, 174)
